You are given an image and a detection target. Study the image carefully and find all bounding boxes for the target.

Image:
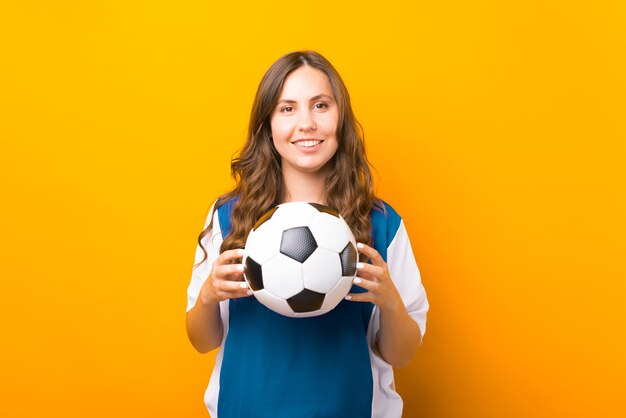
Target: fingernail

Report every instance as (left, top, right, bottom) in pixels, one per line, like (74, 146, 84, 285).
(237, 249, 245, 256)
(357, 243, 365, 249)
(356, 262, 365, 270)
(353, 277, 362, 284)
(236, 265, 244, 272)
(344, 295, 352, 300)
(239, 282, 248, 288)
(246, 290, 253, 295)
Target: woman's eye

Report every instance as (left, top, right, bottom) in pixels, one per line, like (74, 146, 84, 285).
(314, 102, 328, 109)
(281, 106, 294, 113)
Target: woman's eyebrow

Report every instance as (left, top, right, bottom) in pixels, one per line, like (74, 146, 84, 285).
(277, 94, 334, 104)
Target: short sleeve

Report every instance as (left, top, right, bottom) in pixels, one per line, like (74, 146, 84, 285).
(386, 220, 429, 337)
(186, 201, 223, 313)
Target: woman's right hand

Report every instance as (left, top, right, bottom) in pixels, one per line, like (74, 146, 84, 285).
(199, 248, 251, 305)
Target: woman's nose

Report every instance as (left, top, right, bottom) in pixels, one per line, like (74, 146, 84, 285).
(298, 109, 316, 131)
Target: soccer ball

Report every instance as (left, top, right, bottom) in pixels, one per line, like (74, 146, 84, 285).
(243, 202, 358, 318)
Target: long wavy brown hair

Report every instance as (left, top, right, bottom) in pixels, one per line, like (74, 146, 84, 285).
(196, 50, 382, 266)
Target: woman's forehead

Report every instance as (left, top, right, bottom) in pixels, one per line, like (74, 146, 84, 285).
(278, 66, 335, 100)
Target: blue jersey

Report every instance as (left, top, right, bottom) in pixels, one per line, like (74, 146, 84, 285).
(187, 199, 429, 418)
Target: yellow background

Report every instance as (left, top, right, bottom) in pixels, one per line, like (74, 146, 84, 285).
(1, 1, 624, 417)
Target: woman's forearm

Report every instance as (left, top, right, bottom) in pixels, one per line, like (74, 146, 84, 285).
(377, 304, 422, 368)
(186, 299, 223, 354)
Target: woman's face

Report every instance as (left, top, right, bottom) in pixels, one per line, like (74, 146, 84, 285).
(270, 65, 339, 177)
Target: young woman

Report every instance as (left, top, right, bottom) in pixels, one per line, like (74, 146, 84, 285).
(186, 51, 429, 418)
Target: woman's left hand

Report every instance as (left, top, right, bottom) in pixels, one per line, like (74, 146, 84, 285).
(345, 243, 404, 312)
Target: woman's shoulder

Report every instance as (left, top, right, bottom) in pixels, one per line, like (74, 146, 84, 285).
(204, 194, 239, 236)
(370, 199, 403, 225)
(213, 193, 239, 211)
(205, 194, 239, 222)
(370, 199, 404, 250)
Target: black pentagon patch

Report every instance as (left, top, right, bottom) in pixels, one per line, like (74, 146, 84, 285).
(253, 206, 278, 231)
(244, 256, 264, 291)
(340, 242, 357, 276)
(280, 227, 317, 263)
(287, 289, 325, 312)
(308, 203, 340, 218)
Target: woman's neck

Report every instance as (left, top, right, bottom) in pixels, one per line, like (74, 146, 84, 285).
(282, 167, 328, 205)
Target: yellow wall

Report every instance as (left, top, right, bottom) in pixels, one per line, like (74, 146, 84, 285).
(1, 1, 624, 417)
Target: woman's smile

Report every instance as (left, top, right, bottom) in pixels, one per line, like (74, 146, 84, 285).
(292, 138, 325, 150)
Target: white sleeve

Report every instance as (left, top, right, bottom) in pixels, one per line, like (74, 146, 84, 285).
(387, 220, 429, 337)
(186, 201, 223, 313)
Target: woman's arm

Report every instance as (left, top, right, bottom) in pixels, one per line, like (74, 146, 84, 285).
(186, 249, 250, 354)
(346, 243, 423, 368)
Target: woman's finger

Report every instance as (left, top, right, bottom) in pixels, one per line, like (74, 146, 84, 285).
(352, 277, 380, 292)
(356, 262, 384, 280)
(357, 243, 384, 267)
(215, 263, 245, 280)
(216, 248, 245, 266)
(344, 292, 373, 303)
(216, 288, 252, 300)
(215, 279, 250, 293)
(212, 276, 252, 299)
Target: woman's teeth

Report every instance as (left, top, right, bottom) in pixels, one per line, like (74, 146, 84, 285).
(295, 140, 322, 148)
